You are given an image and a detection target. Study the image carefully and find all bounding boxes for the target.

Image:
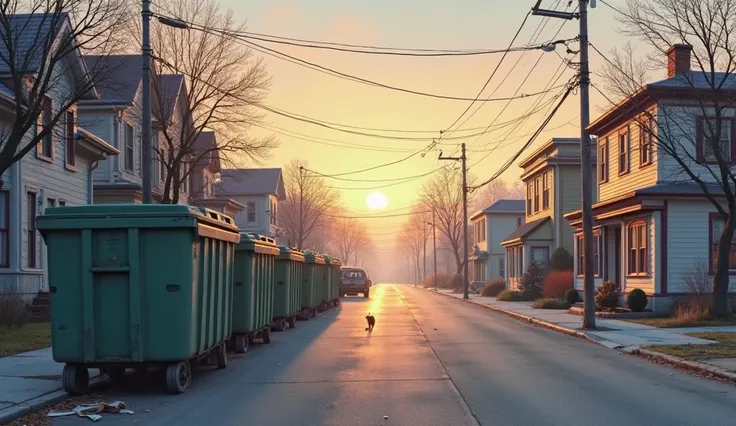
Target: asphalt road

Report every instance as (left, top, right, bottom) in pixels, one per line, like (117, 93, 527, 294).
(51, 284, 736, 426)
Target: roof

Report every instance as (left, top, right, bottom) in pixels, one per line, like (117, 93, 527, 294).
(0, 13, 69, 74)
(649, 71, 736, 89)
(192, 131, 221, 173)
(155, 74, 185, 121)
(77, 128, 119, 155)
(470, 199, 525, 220)
(501, 217, 550, 243)
(217, 168, 286, 199)
(518, 137, 581, 168)
(83, 55, 142, 104)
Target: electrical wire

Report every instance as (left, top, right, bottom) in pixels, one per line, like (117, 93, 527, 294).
(323, 210, 431, 219)
(303, 167, 443, 183)
(325, 166, 453, 190)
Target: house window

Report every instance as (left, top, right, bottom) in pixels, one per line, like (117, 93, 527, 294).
(65, 110, 76, 167)
(599, 138, 608, 182)
(516, 247, 523, 276)
(517, 217, 522, 228)
(125, 124, 134, 171)
(640, 119, 653, 166)
(508, 250, 515, 278)
(618, 129, 630, 174)
(699, 117, 732, 163)
(38, 95, 53, 158)
(542, 172, 549, 210)
(27, 192, 37, 268)
(576, 233, 602, 277)
(46, 198, 55, 211)
(627, 220, 648, 275)
(526, 183, 532, 215)
(58, 200, 66, 207)
(498, 257, 505, 278)
(533, 177, 540, 213)
(0, 191, 9, 267)
(531, 247, 549, 268)
(710, 216, 736, 272)
(246, 202, 256, 222)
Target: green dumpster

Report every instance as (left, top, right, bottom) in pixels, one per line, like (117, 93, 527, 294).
(301, 251, 325, 319)
(232, 233, 279, 354)
(37, 204, 240, 395)
(272, 246, 304, 331)
(324, 255, 343, 307)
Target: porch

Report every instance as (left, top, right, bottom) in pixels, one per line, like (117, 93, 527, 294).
(501, 217, 554, 290)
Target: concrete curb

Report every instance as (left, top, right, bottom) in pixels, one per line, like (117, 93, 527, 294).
(0, 374, 106, 425)
(633, 348, 736, 383)
(425, 288, 623, 348)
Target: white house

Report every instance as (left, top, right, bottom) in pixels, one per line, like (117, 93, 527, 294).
(78, 55, 190, 204)
(216, 168, 286, 238)
(565, 44, 736, 313)
(0, 14, 119, 295)
(501, 137, 597, 289)
(469, 199, 525, 284)
(188, 131, 245, 218)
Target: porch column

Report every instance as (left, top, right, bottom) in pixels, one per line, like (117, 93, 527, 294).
(653, 211, 663, 294)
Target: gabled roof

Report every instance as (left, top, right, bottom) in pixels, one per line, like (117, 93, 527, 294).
(501, 217, 551, 245)
(156, 74, 185, 120)
(217, 168, 286, 200)
(192, 131, 220, 173)
(470, 199, 525, 220)
(0, 13, 68, 74)
(83, 55, 142, 104)
(518, 137, 581, 168)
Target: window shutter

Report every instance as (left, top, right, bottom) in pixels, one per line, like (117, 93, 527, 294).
(695, 116, 704, 162)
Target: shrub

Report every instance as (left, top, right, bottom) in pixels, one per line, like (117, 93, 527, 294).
(497, 290, 524, 302)
(519, 261, 546, 300)
(671, 300, 711, 323)
(565, 288, 581, 305)
(595, 281, 620, 311)
(681, 258, 712, 313)
(549, 247, 574, 271)
(627, 288, 648, 312)
(0, 286, 30, 328)
(423, 273, 454, 289)
(542, 271, 573, 299)
(480, 278, 506, 297)
(533, 298, 571, 310)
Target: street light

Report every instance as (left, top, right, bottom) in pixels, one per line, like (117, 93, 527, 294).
(141, 1, 189, 204)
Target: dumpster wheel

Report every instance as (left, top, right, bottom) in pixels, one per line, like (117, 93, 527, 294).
(288, 316, 296, 329)
(263, 326, 272, 344)
(62, 364, 89, 396)
(100, 367, 126, 384)
(274, 318, 287, 332)
(234, 335, 249, 354)
(216, 343, 228, 369)
(166, 361, 191, 394)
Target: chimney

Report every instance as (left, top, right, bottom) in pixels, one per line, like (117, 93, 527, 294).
(667, 44, 692, 78)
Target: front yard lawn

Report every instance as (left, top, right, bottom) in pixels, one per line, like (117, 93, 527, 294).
(0, 322, 51, 357)
(625, 314, 736, 328)
(645, 332, 736, 361)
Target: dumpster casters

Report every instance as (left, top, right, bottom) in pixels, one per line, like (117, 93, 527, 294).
(232, 233, 280, 353)
(272, 247, 305, 331)
(37, 205, 240, 395)
(324, 255, 343, 308)
(300, 251, 326, 320)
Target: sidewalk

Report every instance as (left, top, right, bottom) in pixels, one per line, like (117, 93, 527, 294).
(0, 347, 101, 423)
(431, 289, 719, 348)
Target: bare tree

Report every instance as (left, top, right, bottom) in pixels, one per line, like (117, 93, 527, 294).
(279, 159, 341, 250)
(0, 0, 129, 186)
(420, 167, 474, 275)
(473, 179, 525, 211)
(599, 0, 736, 317)
(127, 0, 276, 203)
(331, 217, 369, 264)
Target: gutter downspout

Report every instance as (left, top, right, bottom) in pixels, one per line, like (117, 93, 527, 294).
(89, 156, 105, 204)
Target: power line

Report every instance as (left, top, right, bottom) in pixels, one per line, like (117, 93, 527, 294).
(325, 166, 453, 190)
(324, 210, 431, 219)
(313, 143, 436, 177)
(304, 167, 441, 183)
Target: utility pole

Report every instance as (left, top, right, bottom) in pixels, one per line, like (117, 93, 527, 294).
(141, 0, 153, 204)
(532, 0, 596, 329)
(439, 143, 469, 299)
(423, 227, 427, 285)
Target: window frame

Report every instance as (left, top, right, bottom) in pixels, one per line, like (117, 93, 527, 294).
(65, 109, 77, 169)
(531, 246, 550, 269)
(542, 172, 550, 210)
(27, 191, 38, 269)
(627, 220, 649, 276)
(246, 201, 256, 223)
(498, 257, 505, 279)
(708, 213, 736, 275)
(533, 176, 540, 213)
(599, 137, 609, 183)
(639, 119, 653, 167)
(618, 127, 630, 176)
(0, 190, 10, 268)
(576, 231, 602, 278)
(696, 116, 736, 165)
(526, 183, 532, 215)
(124, 123, 134, 171)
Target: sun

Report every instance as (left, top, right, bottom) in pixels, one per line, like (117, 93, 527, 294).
(365, 192, 389, 210)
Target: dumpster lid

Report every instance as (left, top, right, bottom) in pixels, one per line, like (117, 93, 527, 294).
(277, 246, 305, 262)
(324, 255, 342, 266)
(238, 233, 280, 255)
(37, 204, 239, 233)
(303, 250, 326, 264)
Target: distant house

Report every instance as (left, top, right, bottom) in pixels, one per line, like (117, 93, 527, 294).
(188, 132, 244, 218)
(501, 137, 597, 289)
(78, 55, 190, 204)
(216, 168, 286, 237)
(565, 44, 736, 313)
(469, 200, 525, 284)
(0, 14, 119, 294)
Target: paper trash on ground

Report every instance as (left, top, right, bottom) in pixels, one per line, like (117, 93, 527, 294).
(48, 401, 134, 422)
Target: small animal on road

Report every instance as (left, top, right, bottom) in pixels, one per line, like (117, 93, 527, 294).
(365, 313, 375, 331)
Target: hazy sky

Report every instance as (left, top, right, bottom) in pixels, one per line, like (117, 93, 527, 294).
(212, 0, 655, 247)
